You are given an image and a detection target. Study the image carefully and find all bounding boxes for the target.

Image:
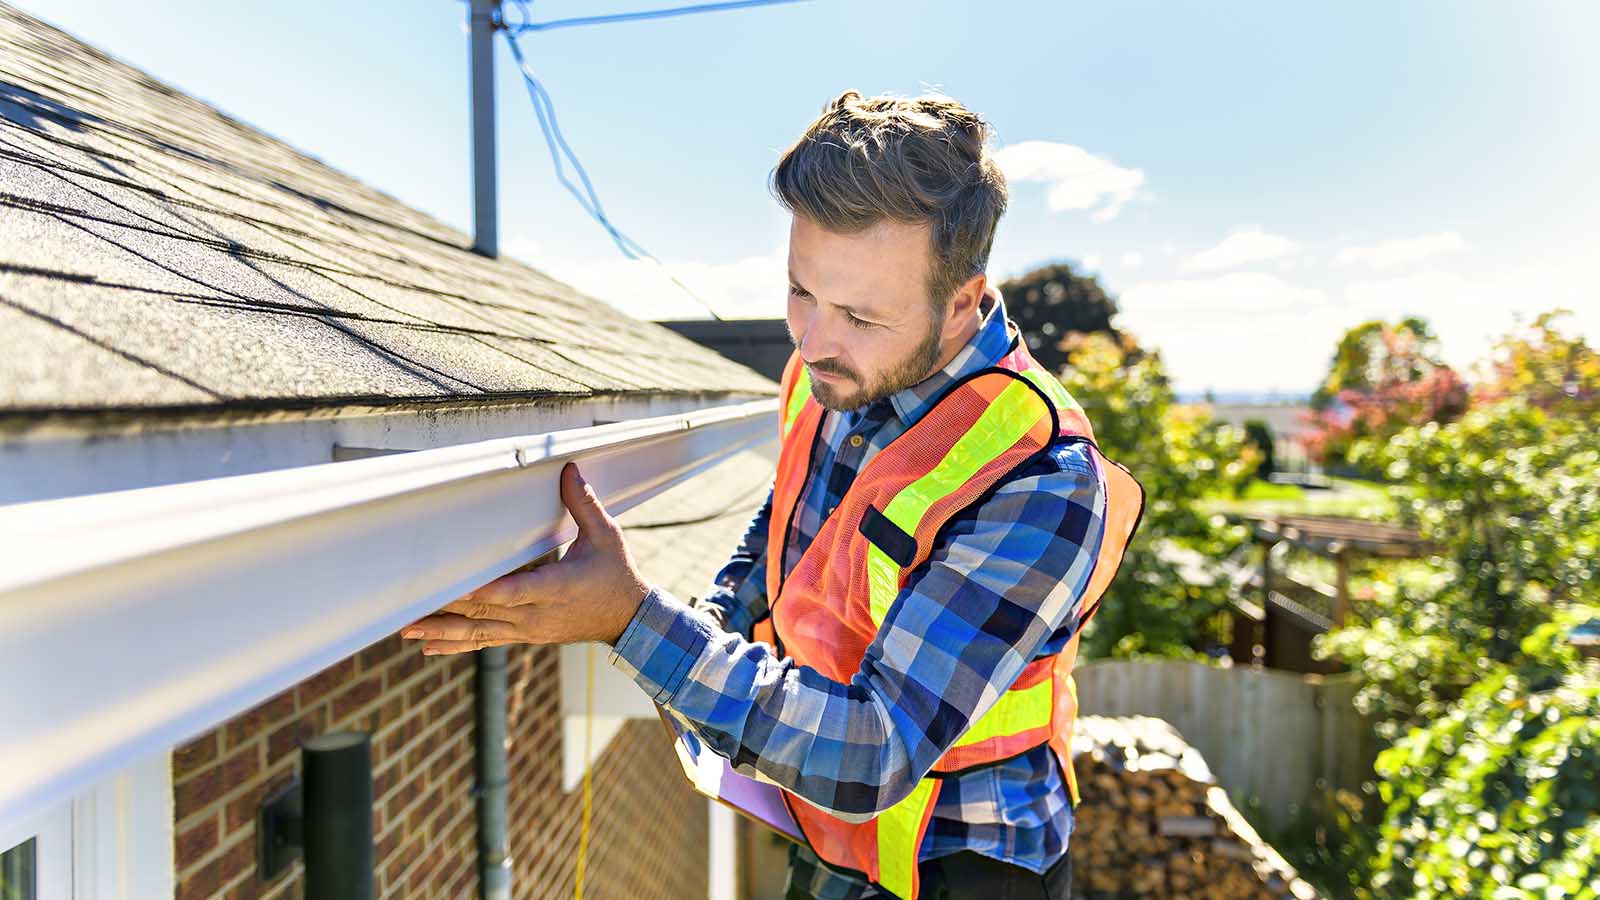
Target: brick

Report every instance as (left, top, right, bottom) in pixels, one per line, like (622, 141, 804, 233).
(173, 763, 225, 816)
(357, 633, 404, 673)
(404, 670, 444, 708)
(266, 709, 327, 763)
(386, 647, 426, 687)
(219, 744, 263, 790)
(354, 693, 406, 738)
(176, 854, 225, 900)
(295, 655, 356, 709)
(175, 813, 219, 867)
(330, 673, 384, 721)
(174, 731, 220, 780)
(224, 690, 298, 751)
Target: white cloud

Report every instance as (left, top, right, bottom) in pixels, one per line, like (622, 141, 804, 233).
(1343, 262, 1596, 374)
(1335, 231, 1467, 267)
(1118, 272, 1335, 394)
(991, 140, 1145, 222)
(1110, 261, 1597, 394)
(1118, 251, 1144, 268)
(1185, 227, 1300, 271)
(1081, 253, 1103, 271)
(538, 246, 789, 321)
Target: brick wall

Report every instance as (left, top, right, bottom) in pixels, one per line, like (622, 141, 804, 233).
(171, 633, 710, 900)
(171, 635, 478, 899)
(504, 644, 710, 900)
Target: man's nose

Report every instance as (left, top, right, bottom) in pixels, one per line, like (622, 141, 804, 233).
(797, 308, 842, 365)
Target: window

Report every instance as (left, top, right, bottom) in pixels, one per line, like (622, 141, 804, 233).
(1, 838, 38, 900)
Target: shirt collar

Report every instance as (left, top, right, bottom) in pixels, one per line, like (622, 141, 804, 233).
(882, 283, 1016, 429)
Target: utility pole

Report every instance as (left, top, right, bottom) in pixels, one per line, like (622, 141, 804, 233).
(469, 0, 499, 258)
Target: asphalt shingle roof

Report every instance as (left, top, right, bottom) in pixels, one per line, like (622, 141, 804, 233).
(0, 5, 775, 416)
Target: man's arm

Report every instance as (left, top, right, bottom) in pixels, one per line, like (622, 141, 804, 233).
(608, 442, 1106, 822)
(687, 483, 772, 640)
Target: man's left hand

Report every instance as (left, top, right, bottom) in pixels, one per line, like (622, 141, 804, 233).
(400, 461, 651, 655)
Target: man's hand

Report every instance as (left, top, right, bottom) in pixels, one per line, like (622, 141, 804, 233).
(400, 461, 652, 655)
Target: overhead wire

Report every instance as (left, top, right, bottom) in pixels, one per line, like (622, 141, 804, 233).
(503, 0, 811, 34)
(495, 0, 812, 321)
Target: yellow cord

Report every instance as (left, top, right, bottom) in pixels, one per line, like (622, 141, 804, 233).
(574, 641, 595, 900)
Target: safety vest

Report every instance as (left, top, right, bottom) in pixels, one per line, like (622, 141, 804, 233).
(749, 341, 1144, 899)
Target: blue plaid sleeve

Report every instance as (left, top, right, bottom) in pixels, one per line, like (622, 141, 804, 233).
(687, 485, 771, 640)
(609, 441, 1106, 822)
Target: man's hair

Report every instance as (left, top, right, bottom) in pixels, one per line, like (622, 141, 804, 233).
(769, 89, 1008, 313)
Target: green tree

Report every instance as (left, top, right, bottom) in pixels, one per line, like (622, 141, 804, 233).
(997, 262, 1121, 375)
(1364, 608, 1600, 900)
(1243, 418, 1276, 480)
(1475, 308, 1600, 417)
(1053, 332, 1258, 659)
(1302, 317, 1469, 470)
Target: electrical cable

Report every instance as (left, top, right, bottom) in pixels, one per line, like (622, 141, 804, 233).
(503, 0, 810, 34)
(500, 6, 752, 320)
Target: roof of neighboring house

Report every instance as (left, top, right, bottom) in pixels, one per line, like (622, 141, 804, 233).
(0, 4, 773, 420)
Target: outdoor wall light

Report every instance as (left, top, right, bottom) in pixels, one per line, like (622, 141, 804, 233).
(257, 730, 375, 900)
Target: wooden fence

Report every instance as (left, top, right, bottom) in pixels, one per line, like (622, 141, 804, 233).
(1074, 658, 1374, 835)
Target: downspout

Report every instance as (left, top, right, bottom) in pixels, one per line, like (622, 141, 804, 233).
(475, 645, 513, 900)
(467, 0, 510, 894)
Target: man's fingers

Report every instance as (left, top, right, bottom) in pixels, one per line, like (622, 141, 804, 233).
(402, 612, 521, 644)
(418, 638, 520, 656)
(439, 596, 518, 619)
(449, 564, 561, 610)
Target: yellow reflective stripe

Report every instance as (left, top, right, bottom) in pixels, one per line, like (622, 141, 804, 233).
(866, 542, 902, 626)
(876, 777, 938, 899)
(1019, 367, 1082, 415)
(864, 378, 1046, 627)
(782, 365, 811, 436)
(952, 676, 1054, 748)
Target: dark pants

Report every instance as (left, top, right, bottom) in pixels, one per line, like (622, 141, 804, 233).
(784, 851, 1072, 900)
(918, 851, 1072, 900)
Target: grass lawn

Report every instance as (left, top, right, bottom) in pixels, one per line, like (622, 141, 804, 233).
(1199, 476, 1400, 520)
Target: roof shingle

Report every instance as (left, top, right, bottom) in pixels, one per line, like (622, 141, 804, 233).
(0, 5, 775, 416)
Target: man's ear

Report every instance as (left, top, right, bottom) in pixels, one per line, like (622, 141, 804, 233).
(942, 272, 987, 340)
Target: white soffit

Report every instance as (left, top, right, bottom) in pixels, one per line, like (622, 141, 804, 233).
(0, 397, 776, 835)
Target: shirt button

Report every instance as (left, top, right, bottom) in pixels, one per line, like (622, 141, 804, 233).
(849, 434, 864, 448)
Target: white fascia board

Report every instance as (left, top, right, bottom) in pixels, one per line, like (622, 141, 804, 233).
(0, 397, 777, 836)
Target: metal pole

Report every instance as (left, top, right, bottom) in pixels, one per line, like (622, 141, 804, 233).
(469, 0, 499, 258)
(475, 647, 512, 900)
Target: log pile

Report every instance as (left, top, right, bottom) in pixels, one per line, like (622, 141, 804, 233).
(1068, 716, 1319, 900)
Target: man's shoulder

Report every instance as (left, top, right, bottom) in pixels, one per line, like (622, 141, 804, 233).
(947, 436, 1103, 531)
(1007, 436, 1101, 486)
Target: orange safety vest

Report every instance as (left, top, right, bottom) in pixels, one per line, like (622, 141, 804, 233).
(750, 341, 1144, 899)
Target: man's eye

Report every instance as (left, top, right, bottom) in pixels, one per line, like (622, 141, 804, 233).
(788, 285, 811, 300)
(845, 312, 875, 330)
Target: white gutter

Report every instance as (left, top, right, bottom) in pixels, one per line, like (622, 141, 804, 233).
(0, 397, 777, 834)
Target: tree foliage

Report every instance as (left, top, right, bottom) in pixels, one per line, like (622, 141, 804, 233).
(1302, 317, 1469, 469)
(1050, 332, 1257, 660)
(1310, 308, 1600, 895)
(1364, 609, 1600, 900)
(997, 262, 1121, 375)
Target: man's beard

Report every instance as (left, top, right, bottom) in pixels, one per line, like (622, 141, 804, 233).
(803, 319, 945, 412)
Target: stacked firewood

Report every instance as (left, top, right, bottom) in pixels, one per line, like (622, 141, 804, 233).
(1067, 716, 1320, 900)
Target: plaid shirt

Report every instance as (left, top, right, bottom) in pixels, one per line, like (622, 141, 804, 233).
(609, 288, 1106, 898)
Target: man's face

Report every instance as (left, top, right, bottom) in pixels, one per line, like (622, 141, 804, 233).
(785, 216, 947, 412)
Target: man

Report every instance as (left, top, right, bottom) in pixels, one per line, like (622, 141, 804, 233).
(403, 90, 1143, 899)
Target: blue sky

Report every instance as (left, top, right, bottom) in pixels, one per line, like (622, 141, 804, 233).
(18, 0, 1598, 393)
